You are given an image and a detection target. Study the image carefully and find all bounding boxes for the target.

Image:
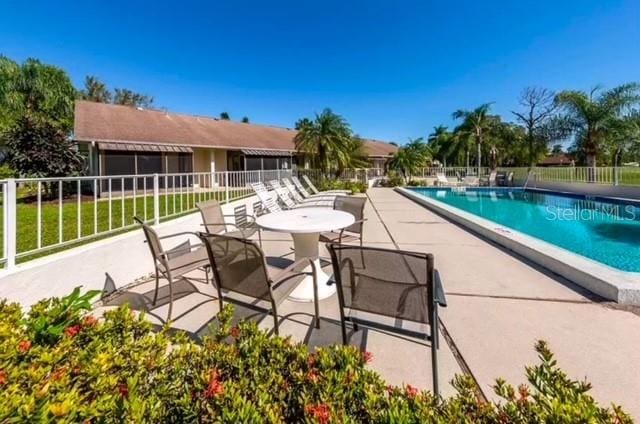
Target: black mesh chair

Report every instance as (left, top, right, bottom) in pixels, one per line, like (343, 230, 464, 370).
(320, 196, 367, 246)
(199, 233, 320, 335)
(135, 217, 210, 321)
(197, 200, 260, 245)
(326, 243, 447, 394)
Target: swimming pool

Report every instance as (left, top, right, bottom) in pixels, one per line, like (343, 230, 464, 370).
(407, 187, 640, 272)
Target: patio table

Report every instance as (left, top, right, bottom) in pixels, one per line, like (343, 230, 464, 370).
(256, 208, 355, 302)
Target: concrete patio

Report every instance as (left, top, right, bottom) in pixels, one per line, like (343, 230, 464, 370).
(2, 188, 639, 417)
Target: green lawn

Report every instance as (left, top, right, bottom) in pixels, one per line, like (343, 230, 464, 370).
(0, 187, 253, 264)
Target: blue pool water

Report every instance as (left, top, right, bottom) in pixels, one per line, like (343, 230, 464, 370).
(409, 187, 640, 272)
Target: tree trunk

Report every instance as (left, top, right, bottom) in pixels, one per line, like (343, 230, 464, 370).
(476, 141, 482, 176)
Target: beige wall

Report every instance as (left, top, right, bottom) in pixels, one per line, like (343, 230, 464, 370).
(193, 148, 211, 173)
(211, 149, 227, 172)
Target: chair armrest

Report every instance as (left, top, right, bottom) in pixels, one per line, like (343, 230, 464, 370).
(434, 270, 447, 307)
(270, 257, 317, 289)
(157, 231, 200, 240)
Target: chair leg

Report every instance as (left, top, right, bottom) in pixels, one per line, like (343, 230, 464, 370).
(166, 271, 174, 321)
(431, 334, 439, 396)
(152, 267, 160, 305)
(271, 300, 279, 336)
(340, 319, 348, 344)
(258, 229, 262, 247)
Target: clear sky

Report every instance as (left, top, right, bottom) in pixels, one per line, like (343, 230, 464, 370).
(1, 0, 639, 144)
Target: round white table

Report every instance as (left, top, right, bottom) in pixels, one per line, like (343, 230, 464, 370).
(256, 208, 355, 302)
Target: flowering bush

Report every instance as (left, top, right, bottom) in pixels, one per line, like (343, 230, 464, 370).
(0, 291, 632, 423)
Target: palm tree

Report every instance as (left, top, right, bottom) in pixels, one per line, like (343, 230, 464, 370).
(294, 109, 354, 175)
(452, 103, 495, 174)
(427, 125, 452, 167)
(389, 137, 430, 182)
(80, 76, 112, 103)
(555, 84, 640, 172)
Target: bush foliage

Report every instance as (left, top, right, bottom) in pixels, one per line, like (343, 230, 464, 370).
(317, 179, 368, 194)
(0, 290, 631, 423)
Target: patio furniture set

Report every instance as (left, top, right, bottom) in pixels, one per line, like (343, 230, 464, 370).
(135, 174, 447, 393)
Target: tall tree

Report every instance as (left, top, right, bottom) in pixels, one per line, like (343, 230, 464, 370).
(555, 83, 640, 170)
(427, 125, 457, 167)
(113, 88, 153, 108)
(0, 56, 76, 133)
(452, 103, 495, 173)
(3, 114, 83, 179)
(608, 110, 640, 170)
(294, 109, 355, 175)
(389, 138, 430, 182)
(512, 87, 565, 167)
(79, 75, 112, 103)
(219, 112, 230, 120)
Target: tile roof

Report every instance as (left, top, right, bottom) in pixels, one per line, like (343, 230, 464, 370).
(74, 101, 397, 158)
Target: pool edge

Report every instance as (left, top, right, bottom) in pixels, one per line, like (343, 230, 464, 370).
(395, 187, 640, 305)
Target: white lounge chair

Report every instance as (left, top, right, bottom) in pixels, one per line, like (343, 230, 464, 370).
(436, 173, 461, 187)
(249, 182, 282, 213)
(301, 175, 351, 195)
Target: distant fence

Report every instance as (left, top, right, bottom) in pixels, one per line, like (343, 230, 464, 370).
(0, 168, 387, 269)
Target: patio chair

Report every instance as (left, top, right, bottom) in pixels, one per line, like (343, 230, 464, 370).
(134, 217, 210, 321)
(198, 232, 320, 335)
(285, 177, 336, 202)
(481, 170, 497, 187)
(436, 173, 461, 187)
(196, 200, 260, 245)
(249, 182, 282, 213)
(463, 176, 479, 186)
(302, 174, 351, 195)
(319, 196, 367, 246)
(326, 244, 447, 395)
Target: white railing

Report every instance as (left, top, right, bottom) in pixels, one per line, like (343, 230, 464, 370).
(416, 167, 491, 178)
(0, 169, 297, 269)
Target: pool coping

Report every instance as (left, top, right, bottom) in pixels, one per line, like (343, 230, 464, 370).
(395, 186, 640, 305)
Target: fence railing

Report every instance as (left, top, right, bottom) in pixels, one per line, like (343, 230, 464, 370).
(0, 168, 389, 269)
(416, 167, 491, 178)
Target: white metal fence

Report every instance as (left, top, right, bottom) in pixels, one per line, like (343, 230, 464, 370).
(0, 168, 387, 269)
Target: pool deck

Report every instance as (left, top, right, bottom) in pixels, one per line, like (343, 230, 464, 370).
(3, 188, 640, 417)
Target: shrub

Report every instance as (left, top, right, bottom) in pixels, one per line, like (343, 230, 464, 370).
(0, 290, 631, 423)
(382, 170, 404, 187)
(317, 179, 367, 194)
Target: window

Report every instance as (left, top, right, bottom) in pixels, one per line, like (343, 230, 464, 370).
(137, 153, 163, 174)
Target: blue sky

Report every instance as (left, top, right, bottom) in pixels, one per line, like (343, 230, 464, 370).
(1, 0, 639, 144)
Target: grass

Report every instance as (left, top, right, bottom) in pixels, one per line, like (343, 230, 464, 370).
(0, 187, 253, 265)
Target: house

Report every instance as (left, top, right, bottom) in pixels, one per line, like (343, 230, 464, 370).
(537, 153, 574, 167)
(73, 101, 397, 178)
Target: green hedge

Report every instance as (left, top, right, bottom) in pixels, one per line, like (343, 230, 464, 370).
(317, 179, 368, 194)
(0, 290, 631, 423)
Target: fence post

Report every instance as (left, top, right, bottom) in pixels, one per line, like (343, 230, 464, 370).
(153, 174, 160, 225)
(4, 179, 16, 270)
(224, 172, 230, 204)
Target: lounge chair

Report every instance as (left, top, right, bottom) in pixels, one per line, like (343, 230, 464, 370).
(135, 217, 210, 321)
(268, 180, 330, 209)
(196, 200, 261, 246)
(319, 196, 367, 247)
(462, 176, 479, 186)
(436, 173, 461, 187)
(249, 182, 283, 213)
(302, 175, 351, 195)
(326, 244, 447, 395)
(282, 178, 336, 206)
(198, 232, 320, 335)
(481, 170, 497, 187)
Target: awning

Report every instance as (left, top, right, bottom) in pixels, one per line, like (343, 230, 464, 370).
(98, 142, 193, 153)
(240, 149, 294, 157)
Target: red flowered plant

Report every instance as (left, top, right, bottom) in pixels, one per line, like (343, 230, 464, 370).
(203, 369, 224, 399)
(361, 350, 373, 364)
(0, 293, 633, 423)
(17, 340, 31, 353)
(64, 325, 81, 338)
(305, 403, 331, 424)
